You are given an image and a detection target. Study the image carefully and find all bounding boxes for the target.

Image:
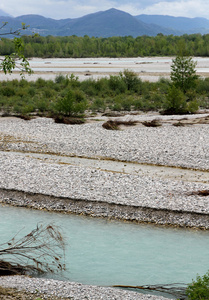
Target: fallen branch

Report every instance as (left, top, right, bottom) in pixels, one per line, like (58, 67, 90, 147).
(112, 283, 187, 299)
(0, 223, 65, 276)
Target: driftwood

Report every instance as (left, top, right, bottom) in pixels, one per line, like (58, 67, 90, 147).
(102, 119, 138, 130)
(0, 224, 65, 276)
(112, 283, 187, 299)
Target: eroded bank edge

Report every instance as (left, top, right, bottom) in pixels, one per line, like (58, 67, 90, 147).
(0, 188, 208, 230)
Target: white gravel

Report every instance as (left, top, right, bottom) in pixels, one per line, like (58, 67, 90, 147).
(0, 116, 209, 170)
(0, 276, 171, 299)
(0, 115, 208, 300)
(0, 151, 208, 214)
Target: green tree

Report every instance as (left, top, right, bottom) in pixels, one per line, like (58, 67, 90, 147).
(170, 55, 198, 94)
(0, 22, 32, 76)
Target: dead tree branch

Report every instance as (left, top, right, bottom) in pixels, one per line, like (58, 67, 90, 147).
(0, 223, 65, 276)
(113, 283, 187, 299)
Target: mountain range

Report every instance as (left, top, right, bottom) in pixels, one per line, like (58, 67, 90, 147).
(1, 8, 209, 37)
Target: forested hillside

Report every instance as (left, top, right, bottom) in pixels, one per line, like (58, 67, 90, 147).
(0, 34, 209, 58)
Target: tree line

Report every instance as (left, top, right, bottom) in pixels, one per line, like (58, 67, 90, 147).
(1, 33, 209, 58)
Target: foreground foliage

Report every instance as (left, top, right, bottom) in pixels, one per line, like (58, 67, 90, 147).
(186, 271, 209, 300)
(0, 22, 32, 76)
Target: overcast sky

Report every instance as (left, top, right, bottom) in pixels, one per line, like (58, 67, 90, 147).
(1, 0, 209, 20)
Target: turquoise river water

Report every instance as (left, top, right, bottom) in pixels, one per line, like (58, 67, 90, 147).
(1, 204, 209, 290)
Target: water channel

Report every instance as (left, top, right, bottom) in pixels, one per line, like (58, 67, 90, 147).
(1, 203, 209, 295)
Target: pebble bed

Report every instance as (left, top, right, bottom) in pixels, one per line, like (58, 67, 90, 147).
(0, 115, 209, 299)
(0, 115, 209, 170)
(0, 276, 170, 300)
(0, 151, 209, 215)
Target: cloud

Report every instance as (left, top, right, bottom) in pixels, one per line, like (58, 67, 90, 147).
(0, 0, 209, 19)
(137, 0, 209, 18)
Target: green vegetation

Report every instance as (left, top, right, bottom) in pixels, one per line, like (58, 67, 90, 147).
(0, 22, 32, 76)
(0, 70, 209, 117)
(171, 55, 198, 93)
(162, 55, 199, 114)
(1, 34, 209, 58)
(186, 271, 209, 299)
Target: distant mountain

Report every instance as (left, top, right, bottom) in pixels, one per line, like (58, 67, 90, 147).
(135, 14, 209, 34)
(0, 9, 11, 17)
(55, 8, 167, 37)
(1, 8, 209, 37)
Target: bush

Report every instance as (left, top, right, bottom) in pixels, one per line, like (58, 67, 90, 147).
(55, 74, 66, 84)
(36, 78, 46, 88)
(121, 69, 141, 92)
(186, 271, 209, 299)
(109, 75, 127, 93)
(1, 86, 15, 97)
(163, 85, 188, 114)
(54, 89, 86, 116)
(91, 98, 106, 112)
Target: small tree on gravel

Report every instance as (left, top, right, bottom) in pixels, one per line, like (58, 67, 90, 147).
(170, 55, 198, 94)
(163, 55, 199, 114)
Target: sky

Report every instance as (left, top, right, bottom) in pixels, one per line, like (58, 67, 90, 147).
(1, 0, 209, 20)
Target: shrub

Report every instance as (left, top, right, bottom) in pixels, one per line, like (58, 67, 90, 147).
(186, 271, 209, 299)
(80, 79, 98, 96)
(55, 74, 66, 84)
(27, 87, 36, 97)
(1, 86, 15, 97)
(43, 87, 56, 99)
(36, 99, 49, 112)
(109, 75, 127, 93)
(19, 79, 29, 88)
(163, 85, 187, 114)
(121, 69, 141, 92)
(36, 78, 46, 88)
(133, 98, 143, 110)
(54, 89, 86, 116)
(91, 98, 106, 112)
(121, 97, 133, 111)
(16, 88, 28, 98)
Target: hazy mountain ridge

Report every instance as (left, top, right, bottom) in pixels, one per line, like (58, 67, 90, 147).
(136, 14, 209, 34)
(0, 9, 11, 17)
(0, 8, 209, 37)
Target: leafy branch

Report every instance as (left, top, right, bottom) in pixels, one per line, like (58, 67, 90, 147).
(0, 22, 32, 76)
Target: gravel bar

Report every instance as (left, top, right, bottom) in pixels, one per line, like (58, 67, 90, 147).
(0, 276, 171, 299)
(0, 116, 209, 299)
(0, 116, 209, 170)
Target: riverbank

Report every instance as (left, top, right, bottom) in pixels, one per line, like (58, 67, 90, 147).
(0, 114, 209, 229)
(0, 113, 209, 299)
(0, 276, 171, 300)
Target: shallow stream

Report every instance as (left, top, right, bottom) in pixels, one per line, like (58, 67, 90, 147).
(1, 204, 209, 292)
